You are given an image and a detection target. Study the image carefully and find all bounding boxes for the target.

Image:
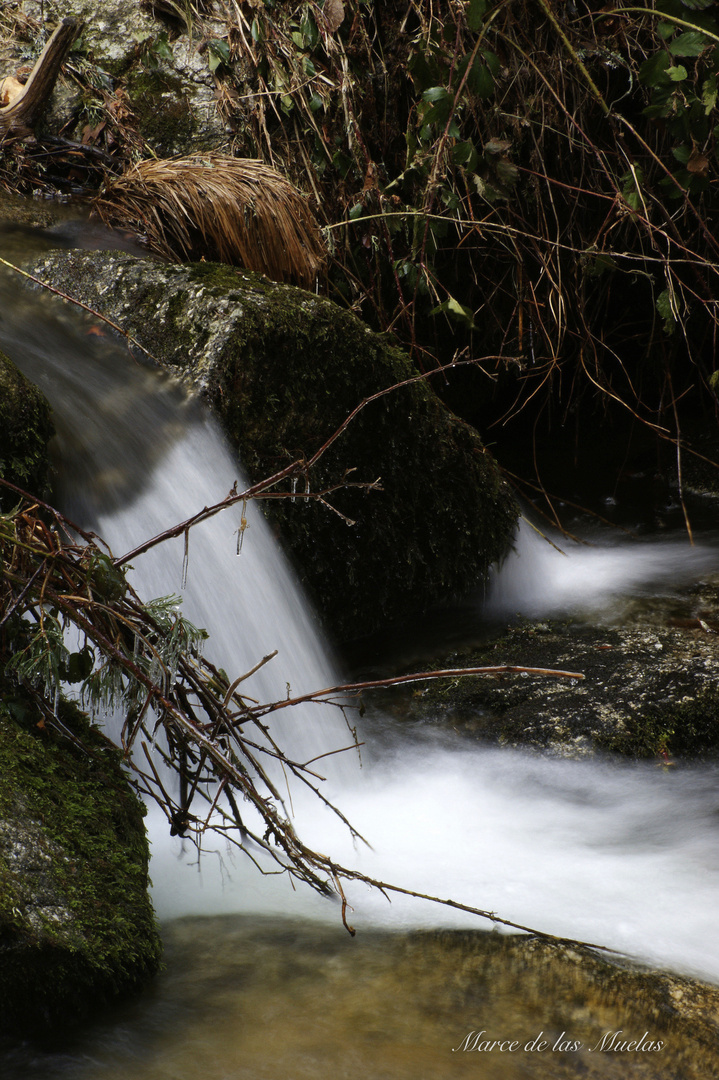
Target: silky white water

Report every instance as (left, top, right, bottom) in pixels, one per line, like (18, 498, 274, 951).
(3, 262, 719, 991)
(486, 516, 719, 619)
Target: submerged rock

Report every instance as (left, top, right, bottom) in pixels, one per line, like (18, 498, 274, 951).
(23, 249, 518, 640)
(0, 689, 161, 1037)
(6, 913, 716, 1080)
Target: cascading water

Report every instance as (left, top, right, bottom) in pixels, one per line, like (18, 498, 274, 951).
(486, 515, 719, 620)
(3, 237, 719, 1002)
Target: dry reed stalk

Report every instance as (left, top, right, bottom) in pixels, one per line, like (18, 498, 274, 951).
(93, 154, 326, 287)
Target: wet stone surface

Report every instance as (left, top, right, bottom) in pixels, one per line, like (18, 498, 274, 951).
(369, 581, 719, 760)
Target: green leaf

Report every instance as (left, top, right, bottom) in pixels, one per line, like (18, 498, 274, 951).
(208, 39, 230, 72)
(481, 49, 501, 76)
(585, 252, 617, 277)
(63, 647, 95, 684)
(421, 86, 453, 126)
(251, 16, 263, 43)
(349, 203, 364, 219)
(668, 31, 710, 56)
(452, 139, 479, 171)
(639, 51, 672, 87)
(430, 295, 477, 329)
(152, 33, 173, 61)
(667, 64, 689, 81)
(656, 288, 676, 333)
(301, 11, 319, 48)
(702, 75, 717, 113)
(423, 85, 451, 103)
(408, 51, 439, 92)
(291, 30, 305, 49)
(467, 0, 487, 31)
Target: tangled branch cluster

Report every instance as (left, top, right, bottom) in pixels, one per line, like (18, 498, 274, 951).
(0, 469, 595, 945)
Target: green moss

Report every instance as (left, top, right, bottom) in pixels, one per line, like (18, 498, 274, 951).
(0, 683, 161, 1036)
(0, 350, 54, 509)
(597, 689, 719, 759)
(160, 266, 518, 640)
(124, 68, 197, 155)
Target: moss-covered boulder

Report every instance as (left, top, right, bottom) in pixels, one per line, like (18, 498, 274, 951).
(25, 249, 519, 640)
(0, 349, 54, 510)
(0, 687, 161, 1037)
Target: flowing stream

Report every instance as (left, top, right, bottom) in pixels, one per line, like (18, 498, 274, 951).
(2, 217, 719, 1078)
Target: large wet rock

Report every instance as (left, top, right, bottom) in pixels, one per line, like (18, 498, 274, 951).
(373, 583, 719, 758)
(23, 248, 519, 641)
(0, 690, 161, 1037)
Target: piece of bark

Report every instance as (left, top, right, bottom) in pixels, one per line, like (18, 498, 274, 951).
(0, 18, 82, 139)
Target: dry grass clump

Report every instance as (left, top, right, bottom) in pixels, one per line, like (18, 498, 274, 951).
(93, 154, 326, 287)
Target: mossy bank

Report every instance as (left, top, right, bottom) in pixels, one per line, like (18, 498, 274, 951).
(25, 249, 519, 641)
(0, 685, 161, 1038)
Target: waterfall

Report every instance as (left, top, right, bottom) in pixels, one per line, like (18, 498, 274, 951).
(4, 261, 719, 986)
